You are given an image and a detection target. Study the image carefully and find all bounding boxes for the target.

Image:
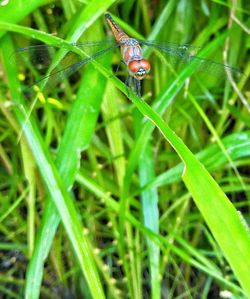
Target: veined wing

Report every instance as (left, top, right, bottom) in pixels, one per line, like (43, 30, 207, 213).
(13, 40, 118, 90)
(139, 40, 243, 78)
(13, 40, 117, 68)
(138, 40, 201, 52)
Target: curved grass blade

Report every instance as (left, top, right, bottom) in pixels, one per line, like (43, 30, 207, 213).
(2, 32, 107, 299)
(127, 91, 250, 298)
(0, 0, 49, 38)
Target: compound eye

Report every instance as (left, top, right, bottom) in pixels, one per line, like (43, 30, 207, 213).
(140, 59, 151, 72)
(128, 60, 141, 74)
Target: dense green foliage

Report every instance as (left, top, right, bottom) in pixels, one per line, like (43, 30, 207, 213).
(0, 0, 249, 298)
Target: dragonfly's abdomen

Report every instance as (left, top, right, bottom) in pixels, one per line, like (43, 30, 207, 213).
(105, 13, 129, 42)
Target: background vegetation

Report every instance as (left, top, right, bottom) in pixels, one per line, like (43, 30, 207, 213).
(0, 0, 249, 298)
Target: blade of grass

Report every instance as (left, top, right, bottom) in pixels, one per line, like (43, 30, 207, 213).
(1, 10, 248, 296)
(102, 82, 126, 188)
(122, 29, 236, 200)
(1, 33, 106, 299)
(127, 90, 250, 298)
(0, 0, 51, 38)
(138, 143, 160, 299)
(187, 91, 245, 188)
(24, 17, 114, 299)
(145, 130, 250, 190)
(0, 2, 117, 298)
(20, 141, 36, 257)
(133, 107, 160, 299)
(75, 171, 245, 296)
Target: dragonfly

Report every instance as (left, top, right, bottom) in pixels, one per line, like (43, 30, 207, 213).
(14, 12, 242, 97)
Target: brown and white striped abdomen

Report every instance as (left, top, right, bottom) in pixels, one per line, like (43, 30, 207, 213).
(105, 13, 143, 65)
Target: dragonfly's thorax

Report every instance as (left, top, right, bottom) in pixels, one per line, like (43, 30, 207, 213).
(128, 59, 151, 80)
(122, 38, 151, 80)
(119, 38, 139, 46)
(119, 38, 144, 66)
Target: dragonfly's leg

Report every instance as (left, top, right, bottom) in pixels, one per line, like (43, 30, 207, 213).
(136, 79, 141, 99)
(131, 77, 141, 99)
(125, 76, 131, 97)
(132, 77, 137, 94)
(114, 60, 125, 76)
(108, 60, 124, 79)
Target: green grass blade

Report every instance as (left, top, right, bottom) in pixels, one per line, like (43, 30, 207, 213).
(102, 82, 126, 188)
(1, 4, 248, 297)
(138, 143, 160, 299)
(1, 34, 106, 299)
(146, 131, 250, 190)
(0, 2, 117, 298)
(0, 0, 50, 38)
(76, 171, 245, 296)
(128, 92, 250, 298)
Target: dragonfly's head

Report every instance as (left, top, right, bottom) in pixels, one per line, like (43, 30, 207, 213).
(128, 59, 151, 80)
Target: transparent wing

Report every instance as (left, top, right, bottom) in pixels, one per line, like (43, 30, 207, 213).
(31, 45, 119, 89)
(140, 40, 243, 78)
(138, 40, 201, 52)
(12, 40, 117, 68)
(12, 40, 118, 90)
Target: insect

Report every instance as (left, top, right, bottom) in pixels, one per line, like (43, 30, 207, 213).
(14, 12, 242, 97)
(105, 13, 150, 97)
